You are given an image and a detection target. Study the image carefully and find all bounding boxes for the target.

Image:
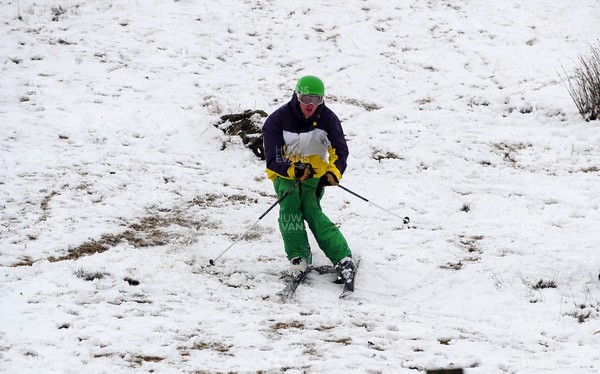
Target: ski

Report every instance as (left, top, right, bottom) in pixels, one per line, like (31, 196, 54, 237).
(276, 257, 361, 300)
(276, 268, 311, 300)
(339, 257, 361, 299)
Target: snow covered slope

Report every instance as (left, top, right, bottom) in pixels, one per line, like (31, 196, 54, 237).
(2, 0, 600, 372)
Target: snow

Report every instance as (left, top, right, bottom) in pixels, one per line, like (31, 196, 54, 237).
(2, 0, 600, 372)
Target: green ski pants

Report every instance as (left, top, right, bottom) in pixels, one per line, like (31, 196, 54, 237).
(274, 177, 351, 265)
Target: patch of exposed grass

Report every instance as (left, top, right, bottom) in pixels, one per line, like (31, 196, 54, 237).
(131, 355, 164, 365)
(179, 341, 233, 359)
(10, 257, 35, 267)
(372, 149, 402, 162)
(45, 208, 213, 263)
(74, 268, 108, 281)
(49, 240, 111, 262)
(568, 302, 600, 323)
(492, 142, 532, 166)
(191, 342, 232, 353)
(458, 235, 484, 253)
(272, 321, 305, 331)
(124, 277, 140, 286)
(324, 337, 352, 345)
(315, 325, 336, 332)
(190, 193, 257, 208)
(440, 261, 463, 271)
(531, 278, 557, 290)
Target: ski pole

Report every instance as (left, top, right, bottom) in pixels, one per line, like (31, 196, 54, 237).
(209, 179, 301, 266)
(337, 184, 410, 225)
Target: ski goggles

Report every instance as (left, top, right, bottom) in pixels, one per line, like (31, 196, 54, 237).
(297, 92, 324, 106)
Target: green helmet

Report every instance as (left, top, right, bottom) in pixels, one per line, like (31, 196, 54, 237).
(295, 75, 325, 96)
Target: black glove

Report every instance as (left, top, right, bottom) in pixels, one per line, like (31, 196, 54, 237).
(316, 172, 339, 197)
(292, 162, 314, 181)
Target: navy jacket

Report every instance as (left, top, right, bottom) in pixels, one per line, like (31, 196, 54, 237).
(262, 94, 349, 181)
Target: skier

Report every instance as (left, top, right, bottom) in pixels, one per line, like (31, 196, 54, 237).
(262, 75, 356, 284)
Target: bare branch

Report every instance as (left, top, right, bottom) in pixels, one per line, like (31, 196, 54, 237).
(562, 41, 600, 121)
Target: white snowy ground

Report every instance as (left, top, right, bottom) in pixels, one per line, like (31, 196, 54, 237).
(2, 0, 600, 372)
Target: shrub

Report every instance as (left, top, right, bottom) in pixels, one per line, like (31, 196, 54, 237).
(531, 278, 557, 290)
(74, 268, 107, 281)
(562, 41, 600, 121)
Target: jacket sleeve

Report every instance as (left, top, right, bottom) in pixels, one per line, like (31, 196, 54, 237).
(325, 112, 348, 180)
(262, 111, 292, 178)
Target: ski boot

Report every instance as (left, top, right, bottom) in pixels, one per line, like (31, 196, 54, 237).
(335, 257, 356, 285)
(290, 257, 309, 280)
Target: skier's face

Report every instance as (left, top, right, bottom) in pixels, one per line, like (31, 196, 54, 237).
(299, 101, 317, 117)
(296, 92, 323, 118)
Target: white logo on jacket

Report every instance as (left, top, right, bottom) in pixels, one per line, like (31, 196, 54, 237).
(282, 129, 331, 163)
